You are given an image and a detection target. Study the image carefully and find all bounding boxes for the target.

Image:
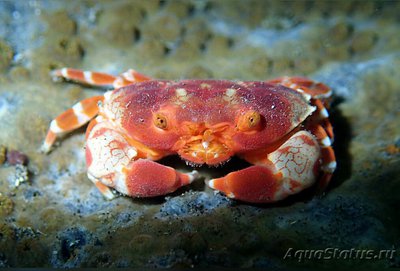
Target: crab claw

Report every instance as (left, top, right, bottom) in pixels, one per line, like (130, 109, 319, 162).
(207, 131, 321, 203)
(207, 165, 283, 202)
(118, 159, 199, 197)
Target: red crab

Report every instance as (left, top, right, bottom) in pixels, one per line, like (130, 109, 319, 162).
(42, 68, 336, 203)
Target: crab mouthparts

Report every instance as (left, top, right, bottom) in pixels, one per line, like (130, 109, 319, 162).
(178, 128, 233, 166)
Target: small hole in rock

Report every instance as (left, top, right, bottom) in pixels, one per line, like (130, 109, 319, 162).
(133, 27, 141, 43)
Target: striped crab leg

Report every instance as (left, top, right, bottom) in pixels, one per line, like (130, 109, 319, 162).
(43, 68, 153, 152)
(267, 76, 332, 99)
(52, 68, 152, 88)
(308, 123, 336, 191)
(41, 95, 105, 153)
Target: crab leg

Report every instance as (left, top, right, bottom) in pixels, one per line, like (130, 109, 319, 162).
(52, 68, 152, 88)
(308, 124, 336, 190)
(41, 95, 104, 153)
(207, 131, 323, 203)
(267, 76, 332, 99)
(86, 121, 198, 199)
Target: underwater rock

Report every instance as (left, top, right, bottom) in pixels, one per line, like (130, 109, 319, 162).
(51, 227, 98, 268)
(6, 149, 29, 166)
(156, 192, 231, 218)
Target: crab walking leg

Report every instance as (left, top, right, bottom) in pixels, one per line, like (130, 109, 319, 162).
(41, 95, 104, 153)
(52, 68, 152, 88)
(86, 122, 198, 199)
(267, 76, 332, 99)
(312, 98, 334, 141)
(207, 131, 321, 203)
(308, 124, 336, 190)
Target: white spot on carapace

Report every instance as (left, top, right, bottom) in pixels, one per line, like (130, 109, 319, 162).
(202, 141, 209, 149)
(214, 153, 219, 159)
(175, 88, 189, 103)
(176, 88, 187, 97)
(223, 88, 238, 103)
(200, 83, 211, 89)
(271, 105, 276, 109)
(225, 88, 236, 97)
(192, 151, 198, 157)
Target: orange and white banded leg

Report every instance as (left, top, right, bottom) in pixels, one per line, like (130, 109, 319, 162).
(41, 95, 104, 153)
(206, 131, 322, 203)
(312, 98, 334, 141)
(52, 68, 152, 88)
(86, 122, 198, 199)
(267, 76, 332, 99)
(309, 124, 336, 190)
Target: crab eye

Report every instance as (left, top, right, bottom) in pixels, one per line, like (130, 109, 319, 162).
(154, 113, 168, 129)
(237, 110, 261, 132)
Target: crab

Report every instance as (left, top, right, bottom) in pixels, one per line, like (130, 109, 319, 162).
(42, 68, 336, 203)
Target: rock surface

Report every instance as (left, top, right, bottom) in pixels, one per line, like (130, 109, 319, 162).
(0, 0, 399, 268)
